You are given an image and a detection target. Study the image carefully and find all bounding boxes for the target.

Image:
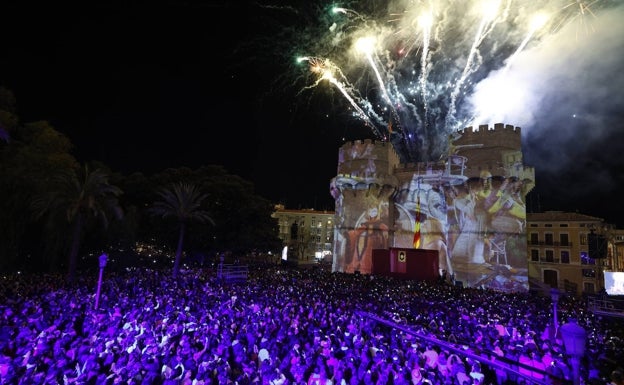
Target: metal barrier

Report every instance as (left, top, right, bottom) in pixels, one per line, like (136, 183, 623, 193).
(587, 297, 624, 319)
(356, 311, 571, 385)
(216, 264, 248, 283)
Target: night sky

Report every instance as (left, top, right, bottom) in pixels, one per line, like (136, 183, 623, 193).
(1, 1, 623, 226)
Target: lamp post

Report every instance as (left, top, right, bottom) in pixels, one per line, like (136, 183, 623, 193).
(94, 253, 108, 309)
(550, 287, 560, 343)
(560, 318, 586, 385)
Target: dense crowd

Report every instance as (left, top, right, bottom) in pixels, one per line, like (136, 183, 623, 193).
(0, 263, 623, 385)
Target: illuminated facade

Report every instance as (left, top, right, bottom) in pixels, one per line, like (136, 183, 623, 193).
(330, 123, 535, 292)
(272, 205, 335, 263)
(613, 229, 624, 273)
(526, 211, 613, 296)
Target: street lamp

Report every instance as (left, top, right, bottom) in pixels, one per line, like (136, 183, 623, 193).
(560, 318, 586, 385)
(550, 287, 560, 343)
(94, 253, 108, 309)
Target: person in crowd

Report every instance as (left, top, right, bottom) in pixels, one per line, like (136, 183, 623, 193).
(609, 369, 624, 385)
(1, 264, 623, 385)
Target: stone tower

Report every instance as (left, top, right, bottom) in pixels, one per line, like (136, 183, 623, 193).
(330, 123, 535, 292)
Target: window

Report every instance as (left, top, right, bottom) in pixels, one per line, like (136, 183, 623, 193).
(559, 233, 569, 246)
(559, 224, 568, 227)
(580, 233, 587, 245)
(583, 282, 595, 294)
(582, 269, 596, 278)
(545, 250, 554, 263)
(530, 233, 539, 245)
(543, 269, 558, 288)
(531, 250, 539, 262)
(560, 251, 570, 264)
(545, 224, 553, 227)
(545, 233, 554, 245)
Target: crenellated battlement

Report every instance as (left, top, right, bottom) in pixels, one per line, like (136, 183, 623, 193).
(339, 139, 400, 162)
(333, 123, 530, 187)
(452, 123, 522, 150)
(340, 138, 395, 149)
(456, 123, 522, 135)
(337, 138, 401, 177)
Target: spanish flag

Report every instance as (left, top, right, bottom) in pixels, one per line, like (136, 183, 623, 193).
(413, 193, 421, 249)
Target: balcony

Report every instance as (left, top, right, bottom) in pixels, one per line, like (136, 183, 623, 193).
(539, 257, 560, 264)
(528, 240, 573, 247)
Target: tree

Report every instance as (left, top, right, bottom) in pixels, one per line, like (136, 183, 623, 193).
(291, 223, 314, 261)
(195, 167, 281, 254)
(149, 182, 214, 277)
(109, 171, 155, 254)
(0, 117, 79, 271)
(33, 166, 123, 281)
(147, 166, 281, 256)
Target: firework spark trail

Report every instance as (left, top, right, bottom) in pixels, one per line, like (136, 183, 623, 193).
(332, 6, 367, 23)
(418, 11, 433, 135)
(467, 10, 550, 126)
(295, 0, 613, 163)
(356, 37, 394, 107)
(299, 56, 381, 135)
(446, 0, 502, 128)
(327, 74, 380, 135)
(503, 12, 550, 74)
(356, 37, 410, 145)
(561, 1, 599, 29)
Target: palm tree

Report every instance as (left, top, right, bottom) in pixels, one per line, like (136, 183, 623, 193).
(149, 182, 214, 277)
(33, 166, 123, 281)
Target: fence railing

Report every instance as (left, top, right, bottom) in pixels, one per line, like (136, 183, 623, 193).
(587, 297, 624, 318)
(357, 311, 570, 385)
(216, 264, 248, 283)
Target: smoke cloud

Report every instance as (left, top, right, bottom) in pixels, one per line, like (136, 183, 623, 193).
(468, 3, 624, 218)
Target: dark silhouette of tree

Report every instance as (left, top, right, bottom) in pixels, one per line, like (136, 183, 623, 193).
(148, 166, 281, 256)
(149, 182, 214, 277)
(32, 166, 123, 281)
(0, 111, 79, 271)
(194, 167, 281, 254)
(108, 171, 155, 255)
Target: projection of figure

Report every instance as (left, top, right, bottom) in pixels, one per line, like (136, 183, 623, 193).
(346, 204, 389, 274)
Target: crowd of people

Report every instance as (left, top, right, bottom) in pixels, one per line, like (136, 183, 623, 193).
(0, 262, 623, 385)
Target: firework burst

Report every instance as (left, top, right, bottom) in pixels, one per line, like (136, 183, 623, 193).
(295, 0, 611, 163)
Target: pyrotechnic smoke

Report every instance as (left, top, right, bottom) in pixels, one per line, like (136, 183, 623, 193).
(509, 2, 624, 205)
(294, 0, 624, 166)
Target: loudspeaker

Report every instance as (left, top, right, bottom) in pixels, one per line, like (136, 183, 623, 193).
(588, 233, 607, 259)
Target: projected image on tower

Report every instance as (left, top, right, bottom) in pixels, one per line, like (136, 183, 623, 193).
(331, 141, 393, 274)
(331, 129, 531, 292)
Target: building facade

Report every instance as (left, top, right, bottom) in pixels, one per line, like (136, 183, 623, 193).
(612, 229, 624, 273)
(526, 211, 614, 296)
(272, 205, 335, 263)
